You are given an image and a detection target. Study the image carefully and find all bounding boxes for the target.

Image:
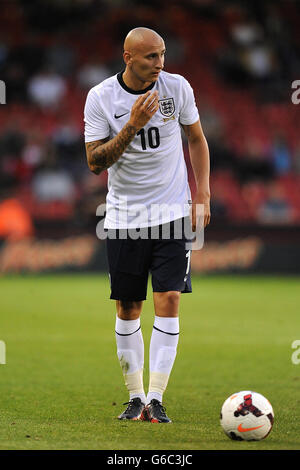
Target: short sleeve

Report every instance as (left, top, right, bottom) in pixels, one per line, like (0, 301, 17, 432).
(179, 77, 199, 126)
(84, 87, 110, 142)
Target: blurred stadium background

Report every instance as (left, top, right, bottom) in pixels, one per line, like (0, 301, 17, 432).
(0, 0, 300, 275)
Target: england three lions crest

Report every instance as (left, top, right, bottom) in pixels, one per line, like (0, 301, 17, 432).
(159, 97, 175, 117)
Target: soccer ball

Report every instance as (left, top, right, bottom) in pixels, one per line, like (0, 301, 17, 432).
(220, 391, 274, 441)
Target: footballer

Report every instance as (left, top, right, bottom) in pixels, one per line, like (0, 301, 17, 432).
(84, 27, 210, 423)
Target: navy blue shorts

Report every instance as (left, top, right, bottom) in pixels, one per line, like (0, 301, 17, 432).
(106, 217, 192, 301)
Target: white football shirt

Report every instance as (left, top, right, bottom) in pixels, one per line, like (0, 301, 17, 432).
(84, 70, 199, 228)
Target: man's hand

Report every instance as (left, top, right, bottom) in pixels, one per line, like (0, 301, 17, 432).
(191, 190, 211, 232)
(128, 90, 159, 131)
(85, 90, 159, 175)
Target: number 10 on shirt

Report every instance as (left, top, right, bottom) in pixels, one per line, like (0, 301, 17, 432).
(137, 127, 160, 150)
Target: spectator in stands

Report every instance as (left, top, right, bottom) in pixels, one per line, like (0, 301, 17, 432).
(46, 34, 76, 77)
(271, 135, 292, 175)
(76, 170, 107, 229)
(77, 59, 111, 89)
(231, 16, 264, 48)
(27, 66, 67, 110)
(230, 15, 278, 81)
(198, 100, 236, 172)
(52, 114, 82, 163)
(4, 62, 28, 103)
(199, 100, 223, 141)
(218, 8, 281, 94)
(4, 34, 45, 103)
(8, 33, 45, 78)
(31, 151, 76, 203)
(21, 128, 46, 170)
(240, 42, 278, 81)
(0, 190, 34, 240)
(0, 122, 26, 188)
(236, 138, 273, 183)
(0, 35, 9, 67)
(265, 3, 299, 80)
(292, 142, 300, 174)
(210, 185, 228, 221)
(164, 33, 185, 66)
(256, 181, 293, 225)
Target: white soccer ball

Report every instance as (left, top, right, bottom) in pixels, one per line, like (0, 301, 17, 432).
(220, 391, 274, 441)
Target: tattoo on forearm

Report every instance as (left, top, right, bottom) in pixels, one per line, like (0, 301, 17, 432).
(87, 123, 137, 173)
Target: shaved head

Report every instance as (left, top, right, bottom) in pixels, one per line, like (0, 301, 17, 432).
(124, 27, 164, 55)
(122, 27, 165, 91)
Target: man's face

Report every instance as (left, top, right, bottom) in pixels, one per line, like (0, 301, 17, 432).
(127, 39, 165, 84)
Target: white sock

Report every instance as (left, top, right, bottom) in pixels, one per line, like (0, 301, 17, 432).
(115, 316, 146, 404)
(147, 316, 179, 404)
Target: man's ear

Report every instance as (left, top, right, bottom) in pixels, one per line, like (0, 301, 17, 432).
(123, 50, 132, 66)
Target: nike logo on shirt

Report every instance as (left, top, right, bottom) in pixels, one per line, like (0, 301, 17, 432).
(114, 112, 129, 119)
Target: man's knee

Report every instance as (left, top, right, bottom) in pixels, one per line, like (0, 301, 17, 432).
(162, 291, 181, 306)
(153, 291, 181, 317)
(117, 300, 143, 320)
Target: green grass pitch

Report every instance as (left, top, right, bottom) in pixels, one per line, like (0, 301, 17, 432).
(0, 273, 299, 450)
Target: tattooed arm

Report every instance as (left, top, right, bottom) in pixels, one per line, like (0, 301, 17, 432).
(85, 90, 159, 175)
(85, 124, 137, 175)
